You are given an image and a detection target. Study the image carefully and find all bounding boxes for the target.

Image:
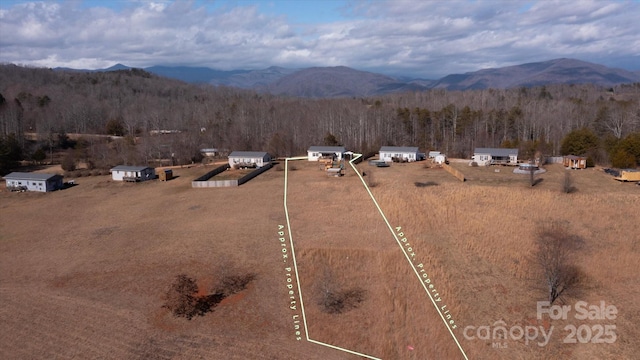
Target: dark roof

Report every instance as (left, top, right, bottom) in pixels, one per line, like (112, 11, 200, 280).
(307, 146, 346, 153)
(380, 146, 419, 153)
(474, 148, 518, 157)
(229, 151, 270, 158)
(110, 165, 153, 172)
(4, 172, 62, 181)
(564, 155, 586, 160)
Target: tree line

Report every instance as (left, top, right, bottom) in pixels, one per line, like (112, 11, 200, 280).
(1, 64, 639, 174)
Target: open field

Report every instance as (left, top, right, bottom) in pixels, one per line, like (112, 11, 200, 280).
(1, 159, 639, 359)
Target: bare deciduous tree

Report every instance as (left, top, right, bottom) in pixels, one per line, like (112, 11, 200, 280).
(534, 222, 583, 304)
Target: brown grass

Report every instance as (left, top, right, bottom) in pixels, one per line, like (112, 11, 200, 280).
(0, 160, 638, 359)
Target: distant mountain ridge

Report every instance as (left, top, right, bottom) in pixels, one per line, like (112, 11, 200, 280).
(431, 58, 640, 90)
(53, 58, 640, 97)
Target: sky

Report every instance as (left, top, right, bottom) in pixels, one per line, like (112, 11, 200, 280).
(0, 0, 639, 79)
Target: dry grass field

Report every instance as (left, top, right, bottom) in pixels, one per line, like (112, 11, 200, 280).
(1, 159, 638, 359)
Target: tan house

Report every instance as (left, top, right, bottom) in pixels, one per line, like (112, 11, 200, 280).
(563, 155, 587, 169)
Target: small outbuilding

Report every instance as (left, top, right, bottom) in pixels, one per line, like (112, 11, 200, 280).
(434, 154, 447, 165)
(200, 148, 219, 157)
(307, 146, 346, 161)
(379, 146, 421, 163)
(563, 155, 587, 169)
(4, 172, 64, 192)
(110, 165, 156, 182)
(472, 148, 519, 166)
(614, 169, 640, 182)
(159, 169, 173, 181)
(228, 151, 271, 169)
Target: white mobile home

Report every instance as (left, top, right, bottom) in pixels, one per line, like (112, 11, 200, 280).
(472, 148, 519, 166)
(307, 146, 346, 161)
(379, 146, 420, 162)
(110, 165, 156, 182)
(4, 172, 64, 192)
(228, 151, 271, 168)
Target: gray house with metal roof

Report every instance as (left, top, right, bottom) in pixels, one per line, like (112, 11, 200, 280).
(307, 146, 346, 161)
(379, 146, 422, 162)
(473, 148, 519, 166)
(110, 165, 156, 182)
(228, 151, 271, 168)
(4, 172, 64, 192)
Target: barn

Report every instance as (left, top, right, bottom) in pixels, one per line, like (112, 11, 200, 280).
(307, 146, 346, 161)
(228, 151, 271, 169)
(379, 146, 421, 162)
(4, 172, 64, 192)
(472, 148, 519, 166)
(110, 165, 156, 182)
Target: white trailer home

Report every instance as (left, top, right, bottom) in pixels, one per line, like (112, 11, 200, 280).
(379, 146, 421, 162)
(4, 172, 64, 192)
(472, 148, 519, 166)
(228, 151, 271, 169)
(307, 146, 346, 161)
(110, 165, 156, 182)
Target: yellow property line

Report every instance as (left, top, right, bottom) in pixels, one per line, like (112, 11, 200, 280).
(283, 157, 382, 360)
(347, 154, 469, 360)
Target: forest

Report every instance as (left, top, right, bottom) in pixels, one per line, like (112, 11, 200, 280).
(1, 64, 639, 174)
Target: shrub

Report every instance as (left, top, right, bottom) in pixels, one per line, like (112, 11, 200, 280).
(163, 274, 200, 319)
(163, 270, 256, 320)
(319, 287, 366, 314)
(61, 152, 76, 171)
(316, 267, 366, 314)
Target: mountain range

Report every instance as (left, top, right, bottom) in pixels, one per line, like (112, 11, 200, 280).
(56, 58, 640, 97)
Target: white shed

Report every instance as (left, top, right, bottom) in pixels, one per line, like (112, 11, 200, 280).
(228, 151, 271, 168)
(307, 146, 346, 161)
(434, 154, 447, 164)
(379, 146, 420, 162)
(4, 172, 64, 192)
(110, 165, 156, 182)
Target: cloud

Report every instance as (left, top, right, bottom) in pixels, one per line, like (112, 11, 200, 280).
(0, 0, 638, 78)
